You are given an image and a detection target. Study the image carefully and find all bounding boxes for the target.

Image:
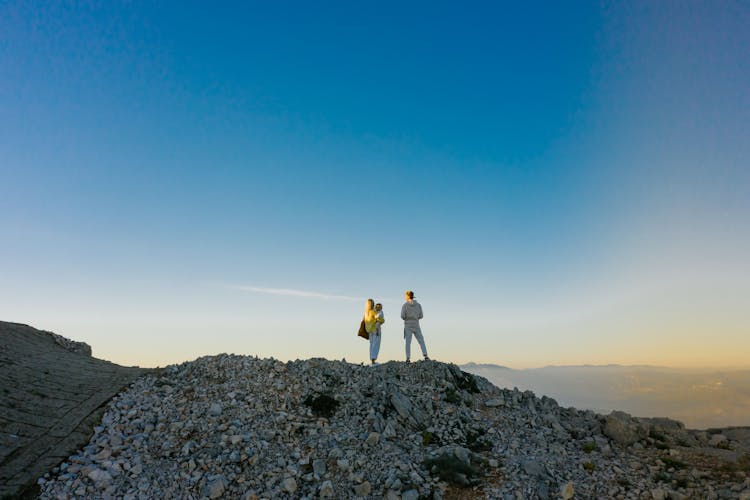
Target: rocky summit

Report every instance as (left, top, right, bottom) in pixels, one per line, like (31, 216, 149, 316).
(32, 354, 750, 499)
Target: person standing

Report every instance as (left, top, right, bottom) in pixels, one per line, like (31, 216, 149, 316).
(370, 302, 385, 364)
(363, 298, 383, 365)
(401, 290, 429, 362)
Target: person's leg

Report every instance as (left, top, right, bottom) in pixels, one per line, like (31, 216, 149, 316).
(372, 332, 381, 362)
(369, 333, 377, 363)
(414, 327, 429, 359)
(404, 327, 413, 361)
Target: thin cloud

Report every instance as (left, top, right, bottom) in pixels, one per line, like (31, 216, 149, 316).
(233, 285, 364, 302)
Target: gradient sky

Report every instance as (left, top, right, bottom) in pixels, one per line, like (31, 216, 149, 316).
(1, 2, 748, 368)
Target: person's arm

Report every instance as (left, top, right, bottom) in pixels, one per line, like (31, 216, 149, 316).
(377, 312, 385, 324)
(418, 304, 423, 320)
(400, 304, 407, 320)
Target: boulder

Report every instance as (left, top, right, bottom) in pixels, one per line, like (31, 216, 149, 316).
(389, 386, 429, 429)
(709, 434, 728, 448)
(604, 411, 649, 446)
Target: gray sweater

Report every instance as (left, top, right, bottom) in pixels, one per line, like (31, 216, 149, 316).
(400, 300, 423, 328)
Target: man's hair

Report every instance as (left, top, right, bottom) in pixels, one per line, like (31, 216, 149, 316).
(406, 290, 414, 299)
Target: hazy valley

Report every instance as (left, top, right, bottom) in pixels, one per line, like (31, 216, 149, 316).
(462, 363, 750, 429)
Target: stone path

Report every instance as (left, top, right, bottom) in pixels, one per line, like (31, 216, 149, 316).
(0, 321, 148, 498)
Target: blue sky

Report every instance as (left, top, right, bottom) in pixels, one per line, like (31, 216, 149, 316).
(1, 1, 748, 368)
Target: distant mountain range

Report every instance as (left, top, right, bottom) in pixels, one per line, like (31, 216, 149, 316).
(461, 363, 750, 429)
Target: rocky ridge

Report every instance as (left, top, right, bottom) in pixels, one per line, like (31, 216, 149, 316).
(0, 321, 147, 499)
(38, 354, 750, 499)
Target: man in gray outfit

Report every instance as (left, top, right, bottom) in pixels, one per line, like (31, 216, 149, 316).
(401, 290, 429, 362)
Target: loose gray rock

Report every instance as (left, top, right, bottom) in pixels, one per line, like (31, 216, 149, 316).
(353, 481, 371, 496)
(386, 490, 401, 500)
(409, 471, 423, 485)
(402, 489, 419, 500)
(204, 476, 226, 499)
(281, 477, 297, 493)
(521, 458, 546, 479)
(389, 387, 428, 429)
(319, 480, 334, 498)
(454, 446, 471, 465)
(209, 402, 223, 416)
(87, 468, 112, 484)
(651, 488, 666, 500)
(313, 459, 326, 476)
(366, 432, 380, 446)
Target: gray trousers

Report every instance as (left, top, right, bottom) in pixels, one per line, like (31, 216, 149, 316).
(404, 325, 428, 359)
(369, 330, 381, 360)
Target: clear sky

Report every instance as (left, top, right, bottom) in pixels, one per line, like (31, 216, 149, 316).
(1, 2, 748, 368)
